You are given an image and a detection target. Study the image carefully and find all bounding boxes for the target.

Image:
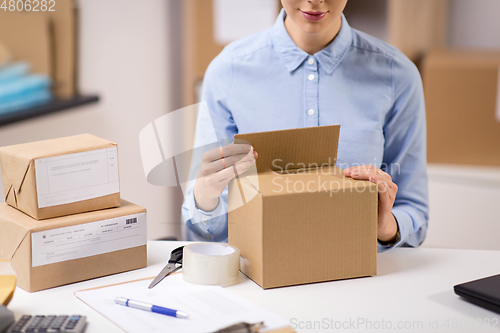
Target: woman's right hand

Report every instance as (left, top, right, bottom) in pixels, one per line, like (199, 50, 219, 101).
(193, 143, 258, 212)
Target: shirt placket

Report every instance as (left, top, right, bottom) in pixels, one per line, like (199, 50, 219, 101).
(305, 56, 319, 127)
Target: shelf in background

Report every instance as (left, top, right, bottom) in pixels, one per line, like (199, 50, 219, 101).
(0, 94, 99, 127)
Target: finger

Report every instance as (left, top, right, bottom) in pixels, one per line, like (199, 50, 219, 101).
(377, 179, 389, 193)
(369, 174, 395, 195)
(199, 153, 251, 183)
(217, 158, 256, 184)
(199, 147, 255, 178)
(343, 168, 352, 177)
(349, 167, 375, 180)
(221, 143, 253, 160)
(202, 146, 224, 163)
(234, 156, 257, 176)
(368, 172, 397, 190)
(343, 166, 361, 176)
(203, 143, 252, 162)
(205, 148, 254, 174)
(376, 180, 397, 213)
(344, 165, 374, 177)
(219, 157, 257, 183)
(372, 176, 398, 205)
(350, 166, 390, 181)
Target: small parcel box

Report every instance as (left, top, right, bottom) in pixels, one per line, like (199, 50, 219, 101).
(228, 125, 378, 289)
(0, 200, 147, 292)
(0, 134, 120, 220)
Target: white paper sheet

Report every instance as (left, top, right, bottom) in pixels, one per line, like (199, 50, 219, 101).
(35, 147, 120, 208)
(75, 274, 288, 333)
(31, 212, 146, 267)
(213, 0, 278, 45)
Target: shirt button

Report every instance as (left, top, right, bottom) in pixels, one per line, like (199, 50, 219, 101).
(308, 74, 315, 81)
(308, 58, 314, 65)
(308, 109, 315, 116)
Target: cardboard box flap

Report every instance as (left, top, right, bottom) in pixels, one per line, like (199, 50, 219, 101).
(0, 206, 30, 261)
(0, 12, 52, 77)
(235, 125, 340, 173)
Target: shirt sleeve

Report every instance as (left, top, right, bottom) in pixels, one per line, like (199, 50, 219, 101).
(181, 50, 237, 242)
(377, 53, 429, 252)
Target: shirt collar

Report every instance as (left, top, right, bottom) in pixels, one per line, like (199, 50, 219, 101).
(271, 8, 353, 75)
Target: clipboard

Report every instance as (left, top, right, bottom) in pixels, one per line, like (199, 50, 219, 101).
(75, 274, 294, 333)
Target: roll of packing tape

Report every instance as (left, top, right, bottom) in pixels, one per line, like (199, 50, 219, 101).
(182, 243, 240, 286)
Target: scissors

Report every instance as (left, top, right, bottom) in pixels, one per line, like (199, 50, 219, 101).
(148, 246, 184, 289)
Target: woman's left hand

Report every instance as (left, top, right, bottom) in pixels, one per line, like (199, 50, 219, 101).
(344, 165, 399, 243)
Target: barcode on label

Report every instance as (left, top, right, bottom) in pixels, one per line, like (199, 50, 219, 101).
(126, 218, 138, 225)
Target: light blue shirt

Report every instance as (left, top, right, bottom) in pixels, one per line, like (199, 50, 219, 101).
(181, 9, 428, 252)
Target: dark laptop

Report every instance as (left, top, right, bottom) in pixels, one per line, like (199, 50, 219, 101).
(454, 274, 500, 314)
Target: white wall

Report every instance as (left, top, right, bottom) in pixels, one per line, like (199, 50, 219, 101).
(448, 0, 500, 49)
(0, 0, 181, 240)
(423, 165, 500, 250)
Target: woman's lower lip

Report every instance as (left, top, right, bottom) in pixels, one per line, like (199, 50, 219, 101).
(301, 11, 327, 21)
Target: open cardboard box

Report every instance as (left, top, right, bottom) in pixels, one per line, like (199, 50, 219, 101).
(228, 125, 378, 289)
(0, 134, 120, 220)
(0, 200, 147, 292)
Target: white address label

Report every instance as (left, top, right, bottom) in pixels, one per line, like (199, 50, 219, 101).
(31, 212, 147, 267)
(35, 147, 120, 208)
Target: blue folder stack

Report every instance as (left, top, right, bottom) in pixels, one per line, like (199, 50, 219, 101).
(0, 62, 52, 115)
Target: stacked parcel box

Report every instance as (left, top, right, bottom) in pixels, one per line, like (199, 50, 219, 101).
(0, 134, 147, 292)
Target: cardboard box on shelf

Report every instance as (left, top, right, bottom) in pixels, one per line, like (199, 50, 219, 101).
(0, 134, 120, 220)
(228, 125, 378, 289)
(0, 12, 53, 77)
(0, 0, 78, 98)
(0, 200, 147, 293)
(44, 0, 78, 99)
(423, 50, 500, 165)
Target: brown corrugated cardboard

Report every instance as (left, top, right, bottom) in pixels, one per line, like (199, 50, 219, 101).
(423, 50, 500, 165)
(0, 41, 10, 65)
(0, 134, 120, 220)
(0, 200, 147, 292)
(228, 125, 378, 289)
(0, 12, 52, 77)
(0, 1, 77, 98)
(45, 0, 78, 98)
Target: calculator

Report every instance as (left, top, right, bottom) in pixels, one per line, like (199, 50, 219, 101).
(6, 315, 86, 333)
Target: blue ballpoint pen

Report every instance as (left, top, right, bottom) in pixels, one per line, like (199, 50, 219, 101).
(114, 297, 189, 319)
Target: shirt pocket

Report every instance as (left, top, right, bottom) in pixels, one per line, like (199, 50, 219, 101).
(336, 128, 384, 169)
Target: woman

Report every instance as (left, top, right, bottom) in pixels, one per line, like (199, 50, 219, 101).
(181, 0, 428, 252)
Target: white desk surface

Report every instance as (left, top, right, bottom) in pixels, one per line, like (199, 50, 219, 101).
(7, 241, 500, 333)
